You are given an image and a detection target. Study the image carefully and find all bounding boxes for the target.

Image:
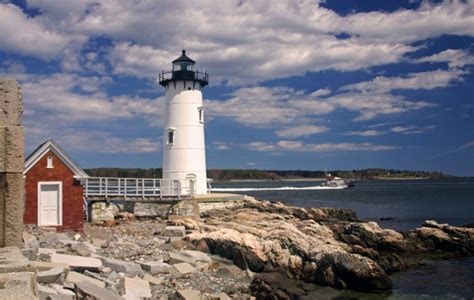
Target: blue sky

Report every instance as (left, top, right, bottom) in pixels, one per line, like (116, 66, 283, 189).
(1, 0, 473, 176)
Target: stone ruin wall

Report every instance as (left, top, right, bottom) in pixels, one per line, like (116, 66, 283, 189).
(0, 78, 25, 247)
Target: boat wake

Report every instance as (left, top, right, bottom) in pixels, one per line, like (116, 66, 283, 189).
(211, 185, 346, 192)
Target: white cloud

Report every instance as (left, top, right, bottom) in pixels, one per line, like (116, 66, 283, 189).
(4, 0, 470, 83)
(276, 125, 329, 138)
(344, 130, 385, 136)
(18, 73, 164, 122)
(412, 49, 474, 68)
(247, 140, 397, 152)
(341, 69, 467, 93)
(0, 3, 85, 59)
(390, 125, 436, 134)
(25, 126, 160, 154)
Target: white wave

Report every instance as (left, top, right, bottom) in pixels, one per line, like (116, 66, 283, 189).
(210, 185, 347, 192)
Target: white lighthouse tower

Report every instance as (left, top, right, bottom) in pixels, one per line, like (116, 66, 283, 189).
(159, 50, 209, 195)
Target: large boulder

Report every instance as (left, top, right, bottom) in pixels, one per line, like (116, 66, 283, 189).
(188, 204, 391, 291)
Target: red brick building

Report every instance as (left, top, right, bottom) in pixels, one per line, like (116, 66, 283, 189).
(23, 139, 89, 231)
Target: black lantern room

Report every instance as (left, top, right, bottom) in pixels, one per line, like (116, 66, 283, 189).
(159, 50, 208, 88)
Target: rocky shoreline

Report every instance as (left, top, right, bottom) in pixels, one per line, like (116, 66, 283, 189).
(20, 196, 473, 299)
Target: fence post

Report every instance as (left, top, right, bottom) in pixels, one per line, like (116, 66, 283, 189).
(142, 179, 145, 199)
(105, 178, 108, 198)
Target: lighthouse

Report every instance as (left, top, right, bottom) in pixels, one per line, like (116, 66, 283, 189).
(159, 50, 209, 195)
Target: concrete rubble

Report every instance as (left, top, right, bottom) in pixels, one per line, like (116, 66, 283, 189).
(20, 218, 252, 300)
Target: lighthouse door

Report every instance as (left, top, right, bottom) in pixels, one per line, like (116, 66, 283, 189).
(185, 174, 197, 196)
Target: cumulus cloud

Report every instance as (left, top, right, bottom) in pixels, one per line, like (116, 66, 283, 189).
(276, 125, 329, 138)
(2, 0, 471, 83)
(246, 140, 397, 152)
(412, 49, 474, 68)
(25, 125, 160, 154)
(390, 125, 436, 134)
(344, 130, 385, 136)
(207, 68, 450, 127)
(19, 73, 164, 122)
(340, 69, 467, 93)
(0, 3, 85, 59)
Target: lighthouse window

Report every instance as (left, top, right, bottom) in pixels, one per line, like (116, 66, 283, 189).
(168, 131, 174, 145)
(198, 107, 204, 123)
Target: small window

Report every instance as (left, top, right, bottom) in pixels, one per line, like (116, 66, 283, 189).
(47, 156, 53, 168)
(168, 131, 174, 145)
(198, 107, 204, 123)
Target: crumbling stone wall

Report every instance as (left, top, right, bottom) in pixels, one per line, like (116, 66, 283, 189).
(0, 79, 25, 247)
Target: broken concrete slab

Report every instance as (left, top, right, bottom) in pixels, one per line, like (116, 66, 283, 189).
(30, 261, 69, 272)
(139, 260, 173, 274)
(38, 284, 58, 299)
(66, 271, 106, 288)
(0, 271, 38, 299)
(163, 226, 186, 237)
(51, 253, 102, 272)
(176, 289, 202, 300)
(37, 266, 67, 284)
(181, 250, 212, 263)
(173, 262, 196, 275)
(143, 273, 162, 285)
(124, 276, 152, 299)
(168, 251, 199, 265)
(47, 294, 75, 300)
(0, 246, 34, 273)
(75, 280, 122, 300)
(51, 283, 76, 298)
(100, 257, 143, 276)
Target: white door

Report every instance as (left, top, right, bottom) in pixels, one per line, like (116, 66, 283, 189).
(38, 182, 62, 226)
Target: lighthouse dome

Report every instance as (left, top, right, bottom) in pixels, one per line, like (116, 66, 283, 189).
(172, 49, 195, 71)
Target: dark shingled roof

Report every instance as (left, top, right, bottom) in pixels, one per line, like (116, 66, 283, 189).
(172, 49, 195, 64)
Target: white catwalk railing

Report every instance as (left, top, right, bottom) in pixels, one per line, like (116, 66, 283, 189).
(83, 177, 194, 199)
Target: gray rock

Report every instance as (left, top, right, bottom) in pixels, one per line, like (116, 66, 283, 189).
(124, 276, 152, 299)
(38, 284, 58, 299)
(139, 261, 173, 274)
(39, 232, 70, 247)
(51, 253, 102, 272)
(100, 257, 143, 276)
(37, 267, 67, 284)
(71, 242, 96, 256)
(75, 280, 122, 299)
(66, 271, 106, 288)
(173, 262, 196, 275)
(181, 250, 212, 263)
(163, 226, 186, 237)
(168, 252, 198, 265)
(22, 232, 39, 249)
(0, 271, 38, 300)
(176, 289, 201, 300)
(143, 274, 162, 285)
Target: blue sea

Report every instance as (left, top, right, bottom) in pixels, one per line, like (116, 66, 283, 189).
(211, 179, 474, 299)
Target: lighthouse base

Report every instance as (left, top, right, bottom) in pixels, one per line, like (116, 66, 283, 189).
(162, 171, 208, 196)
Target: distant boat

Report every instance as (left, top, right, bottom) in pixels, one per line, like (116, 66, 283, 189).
(320, 171, 353, 189)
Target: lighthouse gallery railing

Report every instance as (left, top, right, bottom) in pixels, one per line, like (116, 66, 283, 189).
(83, 177, 195, 199)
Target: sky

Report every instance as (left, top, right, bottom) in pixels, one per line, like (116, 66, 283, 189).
(0, 0, 473, 176)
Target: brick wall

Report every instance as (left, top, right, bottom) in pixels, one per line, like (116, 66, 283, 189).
(24, 150, 84, 231)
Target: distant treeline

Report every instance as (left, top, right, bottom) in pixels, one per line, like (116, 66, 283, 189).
(84, 168, 448, 181)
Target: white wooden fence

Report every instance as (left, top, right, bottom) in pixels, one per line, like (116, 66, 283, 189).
(83, 177, 194, 199)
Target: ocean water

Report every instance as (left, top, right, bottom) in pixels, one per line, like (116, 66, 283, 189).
(211, 179, 474, 299)
(211, 178, 474, 231)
